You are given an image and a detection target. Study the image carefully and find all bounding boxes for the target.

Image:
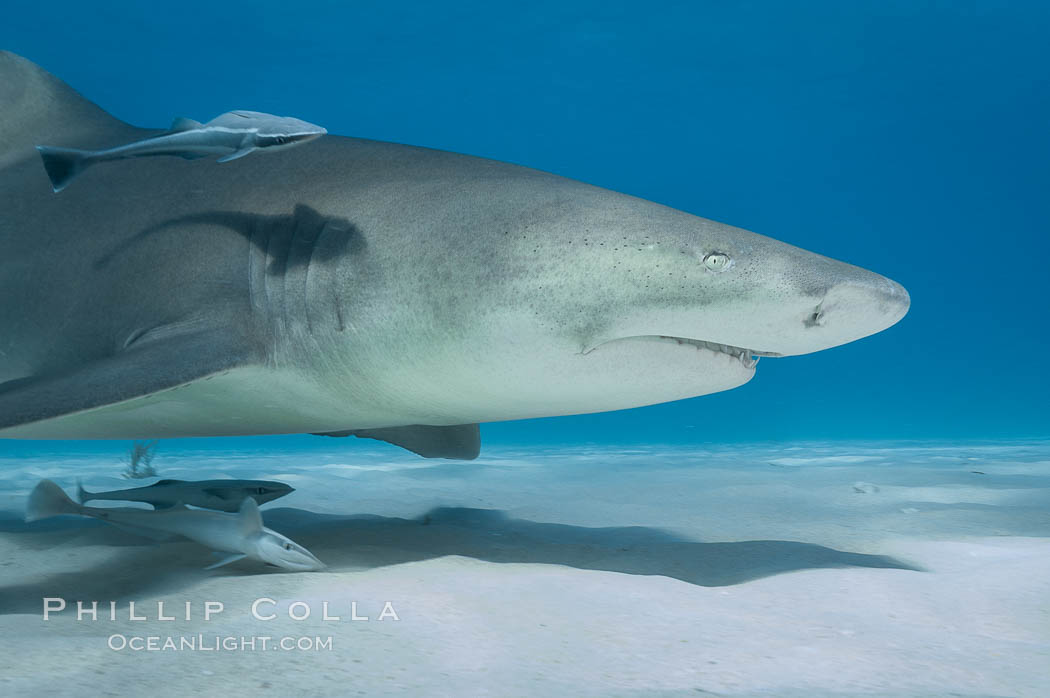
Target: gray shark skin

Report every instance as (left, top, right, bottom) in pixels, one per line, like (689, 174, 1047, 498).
(36, 110, 327, 192)
(0, 52, 910, 460)
(77, 478, 294, 512)
(27, 479, 325, 571)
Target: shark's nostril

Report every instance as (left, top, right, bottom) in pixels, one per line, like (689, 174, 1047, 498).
(804, 304, 826, 328)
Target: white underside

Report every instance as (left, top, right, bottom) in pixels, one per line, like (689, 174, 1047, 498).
(0, 336, 756, 439)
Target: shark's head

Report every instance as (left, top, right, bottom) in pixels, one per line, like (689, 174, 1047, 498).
(235, 498, 324, 572)
(243, 481, 295, 505)
(250, 529, 327, 571)
(307, 161, 910, 425)
(247, 113, 327, 150)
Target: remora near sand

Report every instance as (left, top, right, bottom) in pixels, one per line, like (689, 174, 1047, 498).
(77, 478, 294, 511)
(27, 479, 324, 571)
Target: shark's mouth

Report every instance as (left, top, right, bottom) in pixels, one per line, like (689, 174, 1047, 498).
(656, 336, 761, 369)
(587, 334, 779, 369)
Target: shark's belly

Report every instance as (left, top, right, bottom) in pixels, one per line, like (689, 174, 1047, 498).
(0, 365, 391, 439)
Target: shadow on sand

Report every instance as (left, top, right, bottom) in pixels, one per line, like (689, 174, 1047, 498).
(0, 506, 921, 615)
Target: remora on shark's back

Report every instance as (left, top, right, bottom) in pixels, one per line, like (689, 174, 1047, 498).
(77, 478, 294, 511)
(36, 110, 327, 192)
(0, 52, 910, 459)
(27, 480, 325, 571)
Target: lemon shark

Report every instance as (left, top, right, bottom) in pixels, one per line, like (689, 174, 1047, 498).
(0, 51, 910, 460)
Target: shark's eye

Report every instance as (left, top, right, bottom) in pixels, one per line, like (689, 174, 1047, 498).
(284, 543, 292, 551)
(703, 252, 731, 272)
(256, 487, 266, 495)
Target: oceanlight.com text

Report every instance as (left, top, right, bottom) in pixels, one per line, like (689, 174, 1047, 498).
(107, 634, 334, 652)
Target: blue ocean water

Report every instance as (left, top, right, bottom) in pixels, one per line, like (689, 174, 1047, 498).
(2, 1, 1047, 451)
(3, 9, 1050, 691)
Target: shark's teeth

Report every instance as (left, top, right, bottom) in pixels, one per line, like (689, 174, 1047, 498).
(659, 336, 760, 369)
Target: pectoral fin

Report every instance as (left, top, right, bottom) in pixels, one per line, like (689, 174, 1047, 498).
(216, 147, 256, 163)
(0, 326, 256, 436)
(313, 424, 481, 460)
(204, 553, 247, 570)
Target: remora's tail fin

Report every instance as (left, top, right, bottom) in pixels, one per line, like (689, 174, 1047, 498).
(26, 479, 82, 522)
(35, 145, 93, 192)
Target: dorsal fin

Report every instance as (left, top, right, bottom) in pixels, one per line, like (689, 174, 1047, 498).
(238, 497, 263, 537)
(170, 117, 203, 132)
(0, 51, 135, 165)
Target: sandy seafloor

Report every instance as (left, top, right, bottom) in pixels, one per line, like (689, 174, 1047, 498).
(0, 440, 1047, 697)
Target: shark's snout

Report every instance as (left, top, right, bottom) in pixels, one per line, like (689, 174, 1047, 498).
(778, 270, 910, 356)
